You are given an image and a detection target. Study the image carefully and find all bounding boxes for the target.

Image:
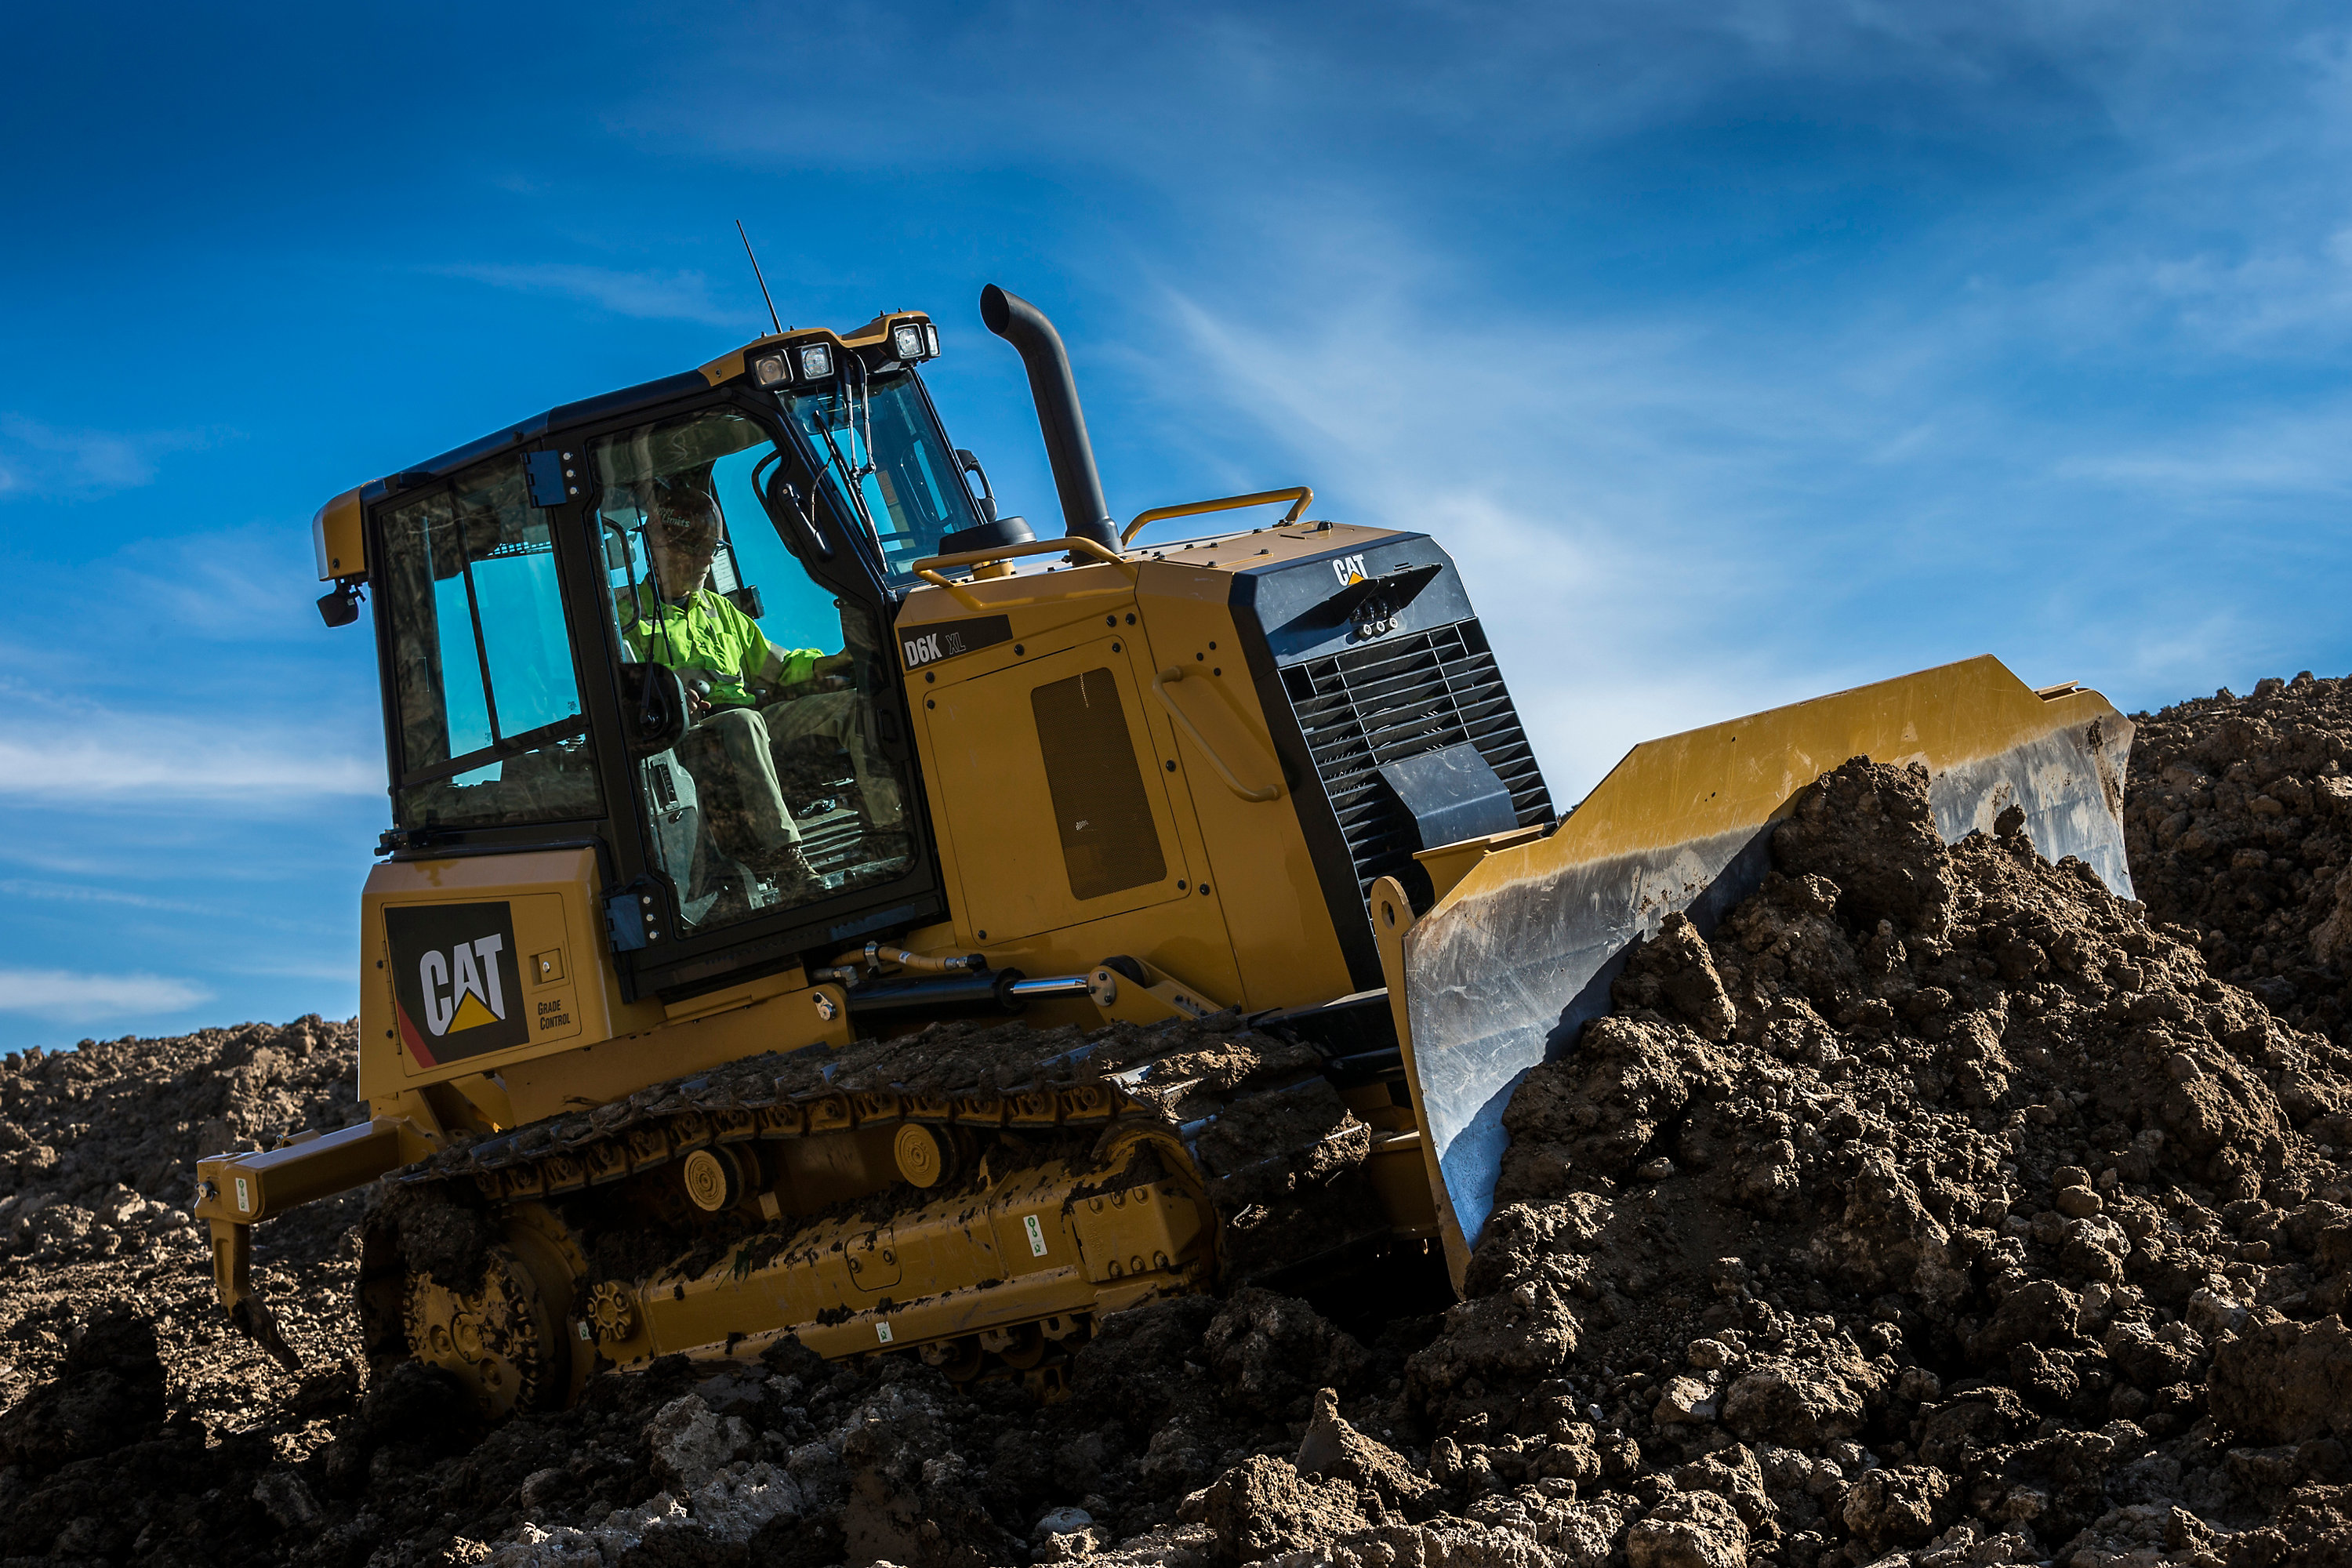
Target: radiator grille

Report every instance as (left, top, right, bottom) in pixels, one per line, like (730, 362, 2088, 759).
(1281, 621, 1552, 898)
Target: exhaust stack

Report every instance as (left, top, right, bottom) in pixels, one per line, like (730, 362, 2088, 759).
(979, 285, 1118, 553)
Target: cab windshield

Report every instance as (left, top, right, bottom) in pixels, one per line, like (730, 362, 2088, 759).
(780, 369, 981, 585)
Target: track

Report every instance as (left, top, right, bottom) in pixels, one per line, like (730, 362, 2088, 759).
(356, 1012, 1394, 1415)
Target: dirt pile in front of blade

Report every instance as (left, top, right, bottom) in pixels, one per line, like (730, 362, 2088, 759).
(1381, 757, 2352, 1567)
(2125, 669, 2352, 1049)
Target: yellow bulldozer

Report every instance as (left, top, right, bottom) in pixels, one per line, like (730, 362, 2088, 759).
(196, 285, 2135, 1416)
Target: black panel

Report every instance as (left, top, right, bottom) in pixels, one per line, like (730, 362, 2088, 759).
(1218, 532, 1554, 989)
(1279, 620, 1553, 906)
(1032, 668, 1167, 900)
(900, 613, 1014, 671)
(383, 901, 530, 1064)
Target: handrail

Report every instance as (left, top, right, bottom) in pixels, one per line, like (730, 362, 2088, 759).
(909, 535, 1139, 610)
(1122, 486, 1313, 547)
(1152, 666, 1282, 803)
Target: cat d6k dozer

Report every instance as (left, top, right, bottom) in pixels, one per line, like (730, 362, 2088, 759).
(196, 284, 2135, 1414)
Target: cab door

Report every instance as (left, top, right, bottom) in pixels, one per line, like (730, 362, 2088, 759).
(568, 397, 942, 989)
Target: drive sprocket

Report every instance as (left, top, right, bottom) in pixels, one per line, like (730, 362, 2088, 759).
(394, 1206, 586, 1420)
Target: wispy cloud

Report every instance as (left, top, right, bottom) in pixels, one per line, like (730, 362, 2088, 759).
(2056, 402, 2352, 496)
(0, 415, 208, 499)
(107, 522, 327, 644)
(434, 262, 748, 328)
(0, 688, 379, 803)
(1154, 262, 1867, 790)
(0, 967, 211, 1024)
(0, 878, 209, 914)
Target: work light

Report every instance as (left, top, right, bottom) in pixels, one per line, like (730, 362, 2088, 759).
(752, 352, 789, 387)
(797, 342, 835, 379)
(892, 323, 927, 361)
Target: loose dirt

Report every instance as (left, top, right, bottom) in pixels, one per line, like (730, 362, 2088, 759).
(10, 682, 2352, 1566)
(2125, 670, 2352, 1047)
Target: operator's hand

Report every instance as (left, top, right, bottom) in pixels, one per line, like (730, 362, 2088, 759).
(775, 653, 852, 699)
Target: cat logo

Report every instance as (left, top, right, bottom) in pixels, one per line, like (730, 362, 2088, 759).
(420, 935, 507, 1036)
(385, 902, 530, 1065)
(1331, 554, 1368, 586)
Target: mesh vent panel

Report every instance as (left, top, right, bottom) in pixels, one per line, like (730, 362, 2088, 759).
(1280, 621, 1552, 900)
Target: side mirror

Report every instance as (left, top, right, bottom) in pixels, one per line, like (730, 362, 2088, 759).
(938, 515, 1036, 557)
(317, 581, 363, 628)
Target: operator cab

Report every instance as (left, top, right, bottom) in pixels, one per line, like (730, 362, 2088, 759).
(325, 312, 985, 1000)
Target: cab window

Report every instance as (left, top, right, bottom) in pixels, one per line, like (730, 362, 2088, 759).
(379, 457, 599, 829)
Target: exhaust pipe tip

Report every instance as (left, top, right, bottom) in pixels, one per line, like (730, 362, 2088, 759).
(980, 284, 1119, 554)
(978, 282, 1015, 336)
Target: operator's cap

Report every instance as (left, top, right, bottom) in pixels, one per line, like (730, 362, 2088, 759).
(648, 480, 724, 543)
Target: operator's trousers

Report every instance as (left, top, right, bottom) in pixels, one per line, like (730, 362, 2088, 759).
(677, 695, 906, 866)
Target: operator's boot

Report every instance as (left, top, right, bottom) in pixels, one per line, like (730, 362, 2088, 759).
(751, 840, 822, 899)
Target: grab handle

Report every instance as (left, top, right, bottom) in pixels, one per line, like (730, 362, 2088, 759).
(1122, 487, 1312, 547)
(1152, 666, 1282, 803)
(909, 535, 1138, 610)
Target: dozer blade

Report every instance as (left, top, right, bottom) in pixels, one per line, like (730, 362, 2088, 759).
(1385, 654, 2132, 1284)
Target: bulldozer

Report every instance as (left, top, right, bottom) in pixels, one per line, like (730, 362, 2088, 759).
(196, 284, 2136, 1416)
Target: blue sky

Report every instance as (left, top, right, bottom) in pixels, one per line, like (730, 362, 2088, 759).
(2, 2, 2348, 1049)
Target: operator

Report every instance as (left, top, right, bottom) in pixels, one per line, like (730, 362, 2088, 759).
(626, 483, 907, 890)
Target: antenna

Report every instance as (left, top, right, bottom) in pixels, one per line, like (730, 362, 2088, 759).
(736, 220, 782, 336)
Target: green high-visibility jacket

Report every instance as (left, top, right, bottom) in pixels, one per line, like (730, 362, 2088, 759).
(622, 585, 822, 708)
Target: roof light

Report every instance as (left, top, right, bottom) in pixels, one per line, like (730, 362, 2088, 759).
(752, 352, 789, 387)
(892, 322, 927, 361)
(925, 323, 940, 357)
(797, 341, 835, 379)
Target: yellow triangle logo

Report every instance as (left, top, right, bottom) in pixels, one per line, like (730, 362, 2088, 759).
(448, 991, 500, 1033)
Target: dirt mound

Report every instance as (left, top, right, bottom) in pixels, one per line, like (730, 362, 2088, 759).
(0, 1018, 375, 1560)
(0, 1018, 367, 1419)
(1382, 757, 2352, 1566)
(0, 1011, 1432, 1566)
(2125, 670, 2352, 1046)
(15, 730, 2352, 1564)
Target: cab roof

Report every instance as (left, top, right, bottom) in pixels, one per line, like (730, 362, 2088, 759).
(357, 310, 936, 506)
